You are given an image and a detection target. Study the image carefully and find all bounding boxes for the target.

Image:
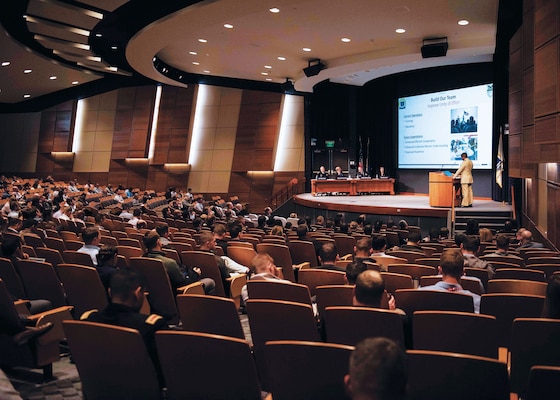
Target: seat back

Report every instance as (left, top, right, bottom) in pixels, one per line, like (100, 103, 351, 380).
(414, 257, 441, 268)
(523, 263, 560, 279)
(256, 243, 296, 282)
(315, 285, 354, 316)
(464, 267, 490, 290)
(63, 320, 161, 400)
(64, 240, 86, 251)
(57, 264, 108, 318)
(413, 311, 499, 358)
(16, 259, 67, 307)
(494, 268, 546, 282)
(62, 250, 95, 267)
(115, 245, 143, 267)
(0, 257, 26, 299)
(35, 247, 65, 269)
(381, 272, 414, 294)
(297, 269, 347, 296)
(527, 365, 560, 400)
(480, 254, 524, 267)
(386, 250, 425, 263)
(43, 237, 66, 253)
(387, 264, 437, 280)
(332, 235, 356, 258)
(21, 233, 45, 248)
(288, 240, 319, 268)
(323, 306, 405, 346)
(128, 257, 179, 325)
(487, 279, 547, 296)
(226, 246, 257, 270)
(479, 293, 545, 348)
(155, 331, 261, 400)
(176, 294, 244, 339)
(406, 350, 509, 400)
(265, 340, 354, 400)
(182, 250, 226, 297)
(394, 289, 474, 318)
(510, 318, 560, 398)
(526, 256, 560, 266)
(246, 280, 312, 305)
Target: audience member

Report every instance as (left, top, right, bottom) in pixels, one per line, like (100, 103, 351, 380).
(344, 337, 407, 400)
(95, 245, 119, 292)
(317, 242, 345, 272)
(542, 274, 560, 319)
(213, 223, 229, 255)
(241, 252, 289, 303)
(517, 229, 545, 249)
(77, 227, 101, 266)
(478, 227, 493, 243)
(353, 270, 402, 314)
(464, 218, 480, 236)
(399, 231, 425, 253)
(460, 235, 495, 280)
(346, 261, 367, 285)
(154, 224, 172, 246)
(353, 237, 373, 265)
(197, 231, 250, 276)
(419, 249, 481, 313)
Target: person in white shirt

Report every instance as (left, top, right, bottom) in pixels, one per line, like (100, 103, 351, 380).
(77, 227, 101, 266)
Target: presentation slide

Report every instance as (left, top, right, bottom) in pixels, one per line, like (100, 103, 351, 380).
(397, 83, 493, 169)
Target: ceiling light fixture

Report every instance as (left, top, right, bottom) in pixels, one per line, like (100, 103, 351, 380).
(198, 38, 207, 43)
(341, 37, 351, 43)
(303, 47, 311, 52)
(224, 23, 233, 29)
(24, 94, 31, 98)
(72, 81, 79, 85)
(1, 62, 9, 67)
(277, 56, 286, 61)
(23, 69, 32, 74)
(264, 65, 272, 69)
(189, 51, 197, 55)
(261, 72, 269, 75)
(269, 7, 280, 13)
(193, 61, 200, 65)
(49, 76, 57, 80)
(458, 19, 469, 26)
(395, 28, 406, 34)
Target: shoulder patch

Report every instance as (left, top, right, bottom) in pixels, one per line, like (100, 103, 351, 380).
(145, 314, 163, 325)
(80, 309, 98, 320)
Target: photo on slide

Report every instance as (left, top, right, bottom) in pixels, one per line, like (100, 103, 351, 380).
(450, 107, 478, 133)
(450, 135, 478, 161)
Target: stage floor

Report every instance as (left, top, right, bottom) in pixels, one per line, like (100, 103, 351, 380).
(294, 193, 512, 218)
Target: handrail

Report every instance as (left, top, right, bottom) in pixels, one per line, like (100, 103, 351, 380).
(271, 178, 306, 209)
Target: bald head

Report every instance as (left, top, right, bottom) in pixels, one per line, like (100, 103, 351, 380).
(354, 270, 386, 308)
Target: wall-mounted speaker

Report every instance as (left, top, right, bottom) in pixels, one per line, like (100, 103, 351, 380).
(421, 37, 448, 58)
(303, 59, 325, 77)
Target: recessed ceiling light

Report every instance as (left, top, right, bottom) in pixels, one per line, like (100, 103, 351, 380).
(95, 33, 102, 37)
(264, 65, 272, 69)
(224, 23, 233, 29)
(303, 47, 311, 52)
(269, 7, 280, 13)
(458, 19, 469, 26)
(72, 81, 79, 85)
(1, 62, 10, 67)
(277, 56, 286, 61)
(23, 69, 32, 74)
(203, 70, 210, 73)
(193, 61, 200, 65)
(261, 72, 269, 75)
(266, 78, 272, 81)
(189, 51, 197, 55)
(111, 45, 118, 50)
(341, 37, 351, 43)
(395, 28, 406, 34)
(49, 76, 57, 80)
(198, 38, 207, 43)
(23, 94, 31, 98)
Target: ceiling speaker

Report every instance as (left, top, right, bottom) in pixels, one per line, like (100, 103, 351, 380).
(421, 37, 448, 58)
(303, 59, 325, 77)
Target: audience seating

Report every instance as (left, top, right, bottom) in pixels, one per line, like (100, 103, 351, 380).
(494, 268, 546, 282)
(413, 311, 499, 358)
(464, 267, 490, 290)
(414, 257, 440, 268)
(63, 320, 162, 400)
(155, 331, 261, 400)
(479, 293, 545, 349)
(509, 318, 560, 398)
(246, 280, 313, 306)
(43, 237, 67, 253)
(323, 306, 405, 346)
(176, 294, 245, 339)
(35, 247, 65, 270)
(315, 284, 354, 316)
(297, 269, 347, 297)
(99, 235, 118, 247)
(56, 264, 108, 318)
(332, 235, 356, 258)
(406, 350, 509, 400)
(115, 245, 143, 267)
(0, 257, 27, 300)
(256, 243, 304, 282)
(64, 240, 86, 251)
(487, 279, 547, 296)
(524, 263, 560, 279)
(387, 264, 437, 281)
(394, 289, 475, 317)
(526, 365, 560, 400)
(381, 271, 414, 293)
(386, 250, 425, 263)
(480, 254, 524, 267)
(16, 259, 68, 308)
(525, 256, 560, 266)
(226, 245, 257, 270)
(62, 250, 95, 267)
(265, 340, 354, 400)
(21, 233, 45, 249)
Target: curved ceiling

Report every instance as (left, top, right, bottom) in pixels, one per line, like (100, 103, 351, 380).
(0, 0, 518, 112)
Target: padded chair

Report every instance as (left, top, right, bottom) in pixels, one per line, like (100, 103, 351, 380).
(480, 254, 524, 267)
(21, 233, 45, 248)
(117, 237, 143, 249)
(256, 243, 304, 282)
(394, 289, 475, 318)
(116, 245, 143, 267)
(0, 257, 27, 299)
(414, 257, 441, 268)
(386, 250, 425, 263)
(323, 306, 405, 346)
(464, 267, 490, 290)
(494, 268, 546, 282)
(315, 284, 354, 316)
(16, 259, 68, 308)
(59, 231, 79, 242)
(156, 331, 261, 400)
(166, 241, 192, 256)
(63, 320, 162, 400)
(479, 293, 545, 349)
(332, 235, 356, 258)
(64, 240, 86, 251)
(510, 318, 560, 398)
(406, 350, 509, 400)
(288, 240, 319, 268)
(297, 269, 347, 297)
(245, 299, 321, 391)
(487, 279, 547, 296)
(381, 272, 414, 294)
(384, 231, 401, 247)
(0, 279, 73, 381)
(265, 340, 354, 400)
(387, 264, 437, 280)
(176, 294, 245, 339)
(413, 311, 499, 358)
(527, 365, 560, 400)
(524, 263, 560, 279)
(35, 247, 65, 270)
(110, 230, 128, 240)
(526, 256, 560, 266)
(128, 257, 181, 325)
(99, 235, 119, 247)
(246, 280, 313, 306)
(62, 250, 95, 267)
(226, 245, 257, 271)
(43, 237, 67, 253)
(57, 264, 108, 318)
(21, 244, 38, 258)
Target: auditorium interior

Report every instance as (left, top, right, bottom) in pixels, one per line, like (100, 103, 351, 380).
(2, 0, 560, 399)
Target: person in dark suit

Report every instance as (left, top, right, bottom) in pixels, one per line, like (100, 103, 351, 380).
(315, 165, 329, 179)
(356, 165, 369, 178)
(334, 165, 346, 179)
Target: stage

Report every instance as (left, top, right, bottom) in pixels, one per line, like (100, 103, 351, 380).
(293, 193, 513, 235)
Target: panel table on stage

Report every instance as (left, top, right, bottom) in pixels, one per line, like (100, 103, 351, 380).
(311, 178, 395, 196)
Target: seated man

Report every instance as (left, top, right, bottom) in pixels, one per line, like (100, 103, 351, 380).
(143, 231, 215, 294)
(345, 261, 367, 285)
(399, 231, 425, 254)
(353, 270, 404, 315)
(517, 229, 545, 249)
(485, 234, 523, 261)
(419, 249, 481, 313)
(197, 231, 250, 278)
(344, 337, 407, 400)
(355, 165, 369, 178)
(241, 252, 289, 303)
(317, 242, 346, 272)
(95, 245, 119, 292)
(334, 165, 346, 179)
(353, 237, 374, 266)
(81, 268, 169, 386)
(315, 165, 329, 180)
(77, 226, 101, 266)
(460, 235, 495, 280)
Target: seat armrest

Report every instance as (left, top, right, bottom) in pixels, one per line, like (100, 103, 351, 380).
(14, 300, 31, 316)
(178, 281, 205, 295)
(29, 306, 74, 345)
(294, 262, 310, 270)
(226, 274, 247, 299)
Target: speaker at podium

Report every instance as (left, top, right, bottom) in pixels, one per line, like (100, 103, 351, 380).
(429, 171, 461, 207)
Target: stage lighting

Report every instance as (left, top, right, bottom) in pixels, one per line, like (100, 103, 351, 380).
(421, 37, 448, 58)
(303, 59, 325, 77)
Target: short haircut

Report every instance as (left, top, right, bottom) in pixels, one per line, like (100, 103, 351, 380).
(346, 261, 367, 285)
(354, 270, 386, 307)
(82, 227, 100, 244)
(371, 235, 388, 251)
(406, 231, 421, 243)
(133, 208, 141, 217)
(251, 252, 275, 273)
(439, 249, 465, 279)
(319, 242, 338, 263)
(495, 234, 510, 249)
(296, 224, 308, 238)
(348, 337, 407, 400)
(228, 223, 242, 239)
(97, 245, 117, 264)
(143, 231, 160, 251)
(197, 231, 214, 246)
(462, 235, 480, 253)
(109, 268, 145, 301)
(1, 236, 21, 257)
(355, 237, 372, 253)
(429, 227, 439, 240)
(213, 224, 226, 236)
(155, 224, 169, 236)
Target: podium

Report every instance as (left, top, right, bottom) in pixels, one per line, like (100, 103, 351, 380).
(429, 172, 460, 207)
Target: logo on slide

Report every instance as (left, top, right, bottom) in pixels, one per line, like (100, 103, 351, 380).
(398, 98, 406, 109)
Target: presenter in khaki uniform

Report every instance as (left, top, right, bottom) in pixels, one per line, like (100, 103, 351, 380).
(453, 152, 473, 207)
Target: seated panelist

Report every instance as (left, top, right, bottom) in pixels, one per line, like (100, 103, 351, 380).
(315, 165, 329, 180)
(356, 166, 369, 179)
(334, 165, 346, 179)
